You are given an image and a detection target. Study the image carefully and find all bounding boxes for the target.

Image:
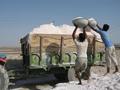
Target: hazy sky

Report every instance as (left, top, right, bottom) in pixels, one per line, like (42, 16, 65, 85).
(0, 0, 120, 47)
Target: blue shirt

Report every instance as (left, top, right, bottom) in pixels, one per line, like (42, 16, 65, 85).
(96, 29, 113, 47)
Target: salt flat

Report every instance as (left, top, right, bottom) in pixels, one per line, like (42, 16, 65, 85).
(51, 72, 120, 90)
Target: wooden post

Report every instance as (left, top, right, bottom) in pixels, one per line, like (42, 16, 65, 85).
(93, 36, 96, 65)
(39, 36, 42, 65)
(60, 36, 63, 64)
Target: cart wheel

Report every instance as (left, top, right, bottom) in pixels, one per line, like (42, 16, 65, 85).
(54, 72, 68, 81)
(0, 65, 9, 90)
(67, 68, 77, 81)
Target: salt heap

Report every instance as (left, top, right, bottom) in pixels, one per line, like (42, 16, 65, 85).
(51, 73, 120, 90)
(30, 23, 101, 40)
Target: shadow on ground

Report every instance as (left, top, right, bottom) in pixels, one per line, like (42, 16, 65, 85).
(8, 72, 59, 90)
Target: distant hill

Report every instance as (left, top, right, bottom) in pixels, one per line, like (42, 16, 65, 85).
(0, 47, 21, 54)
(115, 43, 120, 48)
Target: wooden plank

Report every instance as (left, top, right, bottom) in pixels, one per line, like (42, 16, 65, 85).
(60, 36, 64, 64)
(93, 36, 96, 62)
(39, 36, 42, 65)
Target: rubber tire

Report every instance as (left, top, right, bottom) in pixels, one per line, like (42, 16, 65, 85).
(67, 68, 78, 81)
(54, 73, 68, 81)
(0, 65, 9, 90)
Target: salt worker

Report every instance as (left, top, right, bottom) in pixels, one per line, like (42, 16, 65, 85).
(72, 25, 88, 84)
(89, 23, 119, 74)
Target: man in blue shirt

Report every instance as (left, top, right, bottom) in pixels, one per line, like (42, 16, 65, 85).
(89, 23, 119, 74)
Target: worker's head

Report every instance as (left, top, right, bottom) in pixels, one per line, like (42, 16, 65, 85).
(102, 24, 110, 31)
(78, 33, 85, 42)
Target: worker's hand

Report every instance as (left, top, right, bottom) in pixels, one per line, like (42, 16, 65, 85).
(96, 23, 99, 27)
(88, 22, 91, 26)
(83, 26, 87, 30)
(85, 26, 91, 32)
(96, 23, 102, 30)
(73, 24, 78, 28)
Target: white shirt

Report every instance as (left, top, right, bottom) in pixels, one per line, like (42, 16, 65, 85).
(74, 38, 88, 58)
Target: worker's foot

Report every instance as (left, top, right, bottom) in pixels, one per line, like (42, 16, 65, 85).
(113, 70, 118, 74)
(113, 66, 119, 73)
(103, 72, 109, 76)
(78, 82, 82, 85)
(103, 67, 110, 76)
